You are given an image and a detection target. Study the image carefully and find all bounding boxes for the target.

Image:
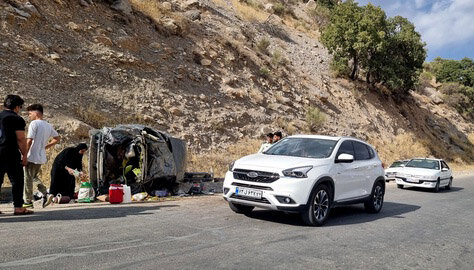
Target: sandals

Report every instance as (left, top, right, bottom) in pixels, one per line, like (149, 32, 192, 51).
(14, 207, 34, 215)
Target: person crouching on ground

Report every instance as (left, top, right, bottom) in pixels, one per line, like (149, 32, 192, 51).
(0, 95, 32, 215)
(258, 132, 273, 153)
(23, 104, 60, 208)
(49, 143, 87, 201)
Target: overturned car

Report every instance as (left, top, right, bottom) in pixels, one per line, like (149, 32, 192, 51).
(88, 125, 187, 195)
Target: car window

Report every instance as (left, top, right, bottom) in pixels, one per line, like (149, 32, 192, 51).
(441, 161, 450, 169)
(336, 140, 354, 157)
(353, 141, 371, 160)
(390, 161, 406, 168)
(264, 138, 337, 158)
(405, 159, 440, 170)
(366, 145, 375, 159)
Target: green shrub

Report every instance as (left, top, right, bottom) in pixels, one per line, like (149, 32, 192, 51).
(271, 49, 288, 67)
(306, 106, 326, 131)
(260, 66, 270, 78)
(256, 37, 270, 55)
(329, 56, 351, 78)
(272, 3, 286, 16)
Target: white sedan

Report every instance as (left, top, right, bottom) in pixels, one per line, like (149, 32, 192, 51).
(395, 158, 453, 192)
(384, 159, 409, 182)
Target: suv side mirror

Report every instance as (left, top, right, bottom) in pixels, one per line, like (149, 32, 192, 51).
(336, 153, 354, 163)
(441, 167, 449, 171)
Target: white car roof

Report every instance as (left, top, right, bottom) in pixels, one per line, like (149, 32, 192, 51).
(287, 134, 342, 141)
(409, 158, 444, 162)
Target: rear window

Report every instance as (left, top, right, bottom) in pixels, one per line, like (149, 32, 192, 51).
(390, 161, 406, 168)
(264, 138, 337, 159)
(353, 141, 371, 160)
(405, 159, 440, 170)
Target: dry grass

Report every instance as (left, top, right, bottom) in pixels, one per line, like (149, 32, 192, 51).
(187, 138, 261, 177)
(249, 88, 264, 104)
(231, 0, 269, 22)
(369, 133, 430, 166)
(129, 0, 167, 22)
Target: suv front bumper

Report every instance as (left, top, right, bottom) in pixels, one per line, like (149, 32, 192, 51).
(222, 171, 311, 212)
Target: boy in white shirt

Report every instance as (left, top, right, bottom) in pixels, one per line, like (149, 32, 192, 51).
(23, 104, 60, 208)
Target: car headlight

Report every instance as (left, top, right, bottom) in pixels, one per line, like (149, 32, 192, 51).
(228, 161, 235, 172)
(282, 166, 313, 178)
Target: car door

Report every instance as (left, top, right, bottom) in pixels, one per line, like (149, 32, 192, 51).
(331, 140, 361, 201)
(440, 160, 451, 186)
(352, 141, 374, 197)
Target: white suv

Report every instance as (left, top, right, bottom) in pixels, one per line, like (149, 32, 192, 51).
(223, 135, 386, 226)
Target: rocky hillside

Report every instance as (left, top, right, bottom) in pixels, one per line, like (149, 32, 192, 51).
(1, 0, 473, 166)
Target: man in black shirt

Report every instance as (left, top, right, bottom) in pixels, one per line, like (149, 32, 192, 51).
(0, 95, 33, 215)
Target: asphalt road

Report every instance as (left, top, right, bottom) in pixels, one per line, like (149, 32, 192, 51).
(1, 174, 473, 270)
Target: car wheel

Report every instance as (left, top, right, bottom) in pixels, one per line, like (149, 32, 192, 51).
(365, 181, 384, 213)
(397, 184, 404, 189)
(433, 179, 440, 192)
(445, 177, 452, 190)
(228, 202, 254, 214)
(301, 184, 331, 226)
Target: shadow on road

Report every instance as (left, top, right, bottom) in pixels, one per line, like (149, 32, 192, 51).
(400, 186, 464, 193)
(0, 204, 179, 223)
(245, 201, 420, 227)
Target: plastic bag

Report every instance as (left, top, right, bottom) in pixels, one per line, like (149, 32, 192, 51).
(78, 181, 95, 203)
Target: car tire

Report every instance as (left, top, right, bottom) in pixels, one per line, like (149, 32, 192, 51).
(228, 202, 254, 214)
(364, 181, 384, 213)
(433, 179, 440, 192)
(397, 184, 404, 189)
(445, 177, 452, 190)
(301, 184, 331, 226)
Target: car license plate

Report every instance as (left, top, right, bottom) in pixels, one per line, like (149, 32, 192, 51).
(235, 187, 262, 199)
(407, 178, 419, 183)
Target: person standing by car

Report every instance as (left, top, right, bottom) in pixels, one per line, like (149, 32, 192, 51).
(49, 143, 88, 199)
(23, 104, 60, 208)
(258, 133, 273, 153)
(0, 95, 33, 215)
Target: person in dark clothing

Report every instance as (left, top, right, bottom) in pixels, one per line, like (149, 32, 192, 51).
(49, 143, 88, 199)
(0, 94, 33, 215)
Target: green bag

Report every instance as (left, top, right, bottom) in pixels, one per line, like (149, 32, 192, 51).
(78, 181, 95, 203)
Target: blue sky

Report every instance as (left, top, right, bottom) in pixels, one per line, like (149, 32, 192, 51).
(356, 0, 474, 61)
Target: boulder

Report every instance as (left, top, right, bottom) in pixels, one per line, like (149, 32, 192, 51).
(181, 0, 200, 10)
(65, 120, 93, 139)
(161, 2, 172, 11)
(185, 10, 201, 21)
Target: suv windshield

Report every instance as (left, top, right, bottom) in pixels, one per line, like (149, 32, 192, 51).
(405, 159, 440, 170)
(390, 161, 406, 168)
(264, 138, 337, 158)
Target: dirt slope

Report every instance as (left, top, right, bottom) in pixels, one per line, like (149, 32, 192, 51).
(0, 0, 473, 165)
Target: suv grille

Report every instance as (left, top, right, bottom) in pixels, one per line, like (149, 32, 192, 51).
(230, 194, 271, 204)
(233, 169, 280, 183)
(231, 182, 273, 191)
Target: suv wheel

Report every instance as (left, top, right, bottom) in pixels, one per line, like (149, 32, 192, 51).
(365, 181, 384, 213)
(302, 184, 331, 226)
(228, 202, 254, 214)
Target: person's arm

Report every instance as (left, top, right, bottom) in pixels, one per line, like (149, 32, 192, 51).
(16, 131, 28, 166)
(45, 136, 60, 149)
(26, 138, 33, 153)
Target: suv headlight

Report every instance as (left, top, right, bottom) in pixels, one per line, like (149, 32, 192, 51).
(228, 161, 235, 172)
(282, 166, 313, 178)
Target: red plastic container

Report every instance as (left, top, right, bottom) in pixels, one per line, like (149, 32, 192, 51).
(109, 184, 123, 204)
